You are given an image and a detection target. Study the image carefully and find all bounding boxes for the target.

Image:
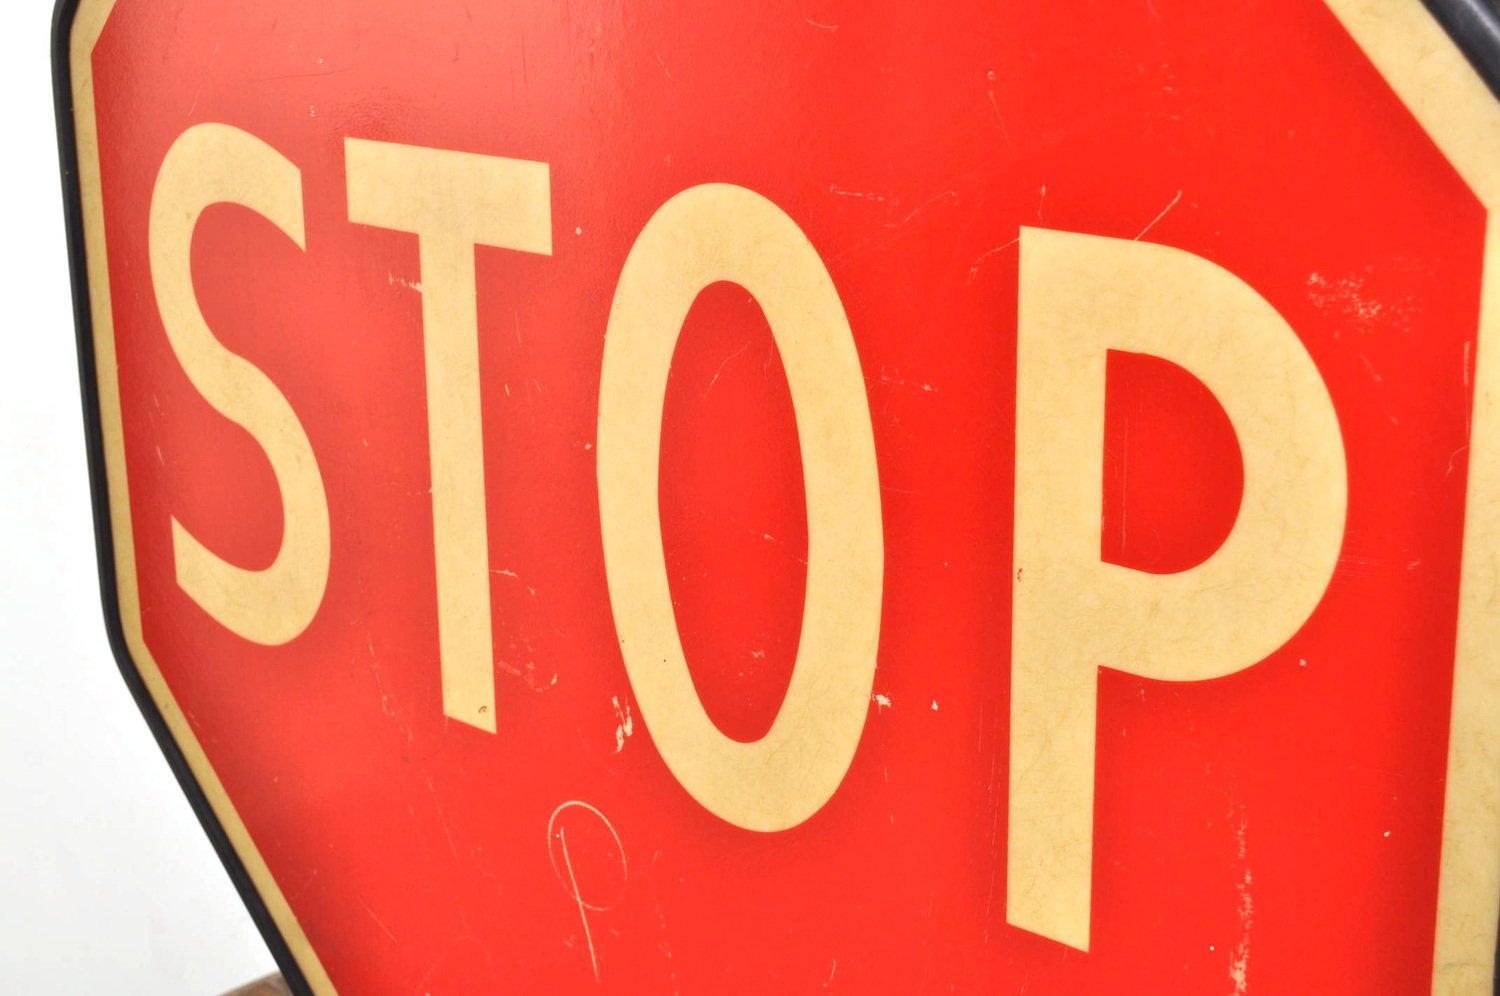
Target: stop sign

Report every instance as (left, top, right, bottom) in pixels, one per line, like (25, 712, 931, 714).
(56, 0, 1500, 992)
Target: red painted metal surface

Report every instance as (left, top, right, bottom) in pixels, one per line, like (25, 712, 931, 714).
(71, 0, 1489, 991)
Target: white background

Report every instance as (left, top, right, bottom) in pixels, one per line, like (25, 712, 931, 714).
(0, 2, 279, 991)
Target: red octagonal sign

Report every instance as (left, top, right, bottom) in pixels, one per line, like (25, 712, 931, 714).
(56, 0, 1500, 992)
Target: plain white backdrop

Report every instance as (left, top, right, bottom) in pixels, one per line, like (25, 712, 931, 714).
(0, 2, 278, 991)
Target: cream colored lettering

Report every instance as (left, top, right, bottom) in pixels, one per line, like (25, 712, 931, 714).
(345, 138, 552, 733)
(597, 184, 884, 831)
(159, 132, 1356, 912)
(1008, 227, 1347, 951)
(149, 123, 330, 645)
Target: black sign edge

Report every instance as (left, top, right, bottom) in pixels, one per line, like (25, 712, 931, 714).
(1423, 0, 1500, 97)
(49, 0, 318, 992)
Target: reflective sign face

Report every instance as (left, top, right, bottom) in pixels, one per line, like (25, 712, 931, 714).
(58, 0, 1500, 992)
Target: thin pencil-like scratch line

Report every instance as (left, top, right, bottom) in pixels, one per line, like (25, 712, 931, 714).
(360, 900, 398, 943)
(560, 826, 600, 983)
(1134, 189, 1183, 240)
(968, 237, 1020, 284)
(705, 339, 754, 397)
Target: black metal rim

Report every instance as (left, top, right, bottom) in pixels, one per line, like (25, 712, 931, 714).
(49, 0, 316, 991)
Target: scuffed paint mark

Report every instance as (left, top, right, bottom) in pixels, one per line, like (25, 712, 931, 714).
(889, 190, 958, 234)
(1134, 189, 1183, 241)
(547, 802, 628, 985)
(490, 565, 538, 598)
(366, 636, 398, 720)
(359, 900, 398, 943)
(985, 69, 1015, 152)
(874, 366, 939, 393)
(968, 237, 1020, 284)
(872, 692, 893, 712)
(387, 271, 424, 292)
(829, 188, 958, 262)
(652, 898, 682, 995)
(186, 41, 222, 119)
(1447, 445, 1469, 479)
(612, 696, 635, 753)
(495, 630, 555, 693)
(1306, 271, 1410, 335)
(424, 772, 461, 861)
(828, 183, 886, 203)
(560, 825, 600, 982)
(1230, 805, 1253, 995)
(704, 338, 754, 398)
